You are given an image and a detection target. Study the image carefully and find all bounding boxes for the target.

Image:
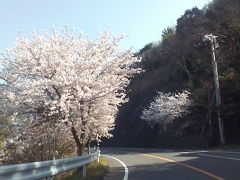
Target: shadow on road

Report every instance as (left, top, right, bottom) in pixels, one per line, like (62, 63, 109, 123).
(101, 147, 180, 155)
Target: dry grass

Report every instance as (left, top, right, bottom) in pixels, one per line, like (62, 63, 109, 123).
(54, 157, 109, 180)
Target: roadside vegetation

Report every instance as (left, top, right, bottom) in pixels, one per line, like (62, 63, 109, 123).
(54, 157, 109, 180)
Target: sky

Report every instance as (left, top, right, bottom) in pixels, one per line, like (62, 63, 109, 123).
(0, 0, 212, 52)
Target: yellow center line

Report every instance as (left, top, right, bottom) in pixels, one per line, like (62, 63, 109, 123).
(140, 153, 225, 180)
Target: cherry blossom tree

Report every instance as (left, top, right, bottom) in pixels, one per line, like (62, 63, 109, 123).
(141, 91, 191, 126)
(0, 27, 141, 156)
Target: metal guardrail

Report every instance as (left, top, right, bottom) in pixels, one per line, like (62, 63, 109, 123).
(0, 149, 100, 180)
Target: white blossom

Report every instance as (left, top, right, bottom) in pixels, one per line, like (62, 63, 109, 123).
(141, 91, 191, 126)
(0, 27, 141, 157)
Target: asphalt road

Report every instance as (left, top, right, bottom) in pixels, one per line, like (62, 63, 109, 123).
(101, 148, 240, 180)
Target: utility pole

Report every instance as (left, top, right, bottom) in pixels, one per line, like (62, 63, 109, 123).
(203, 34, 225, 145)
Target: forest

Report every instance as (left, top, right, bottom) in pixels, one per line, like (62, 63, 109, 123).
(104, 0, 240, 148)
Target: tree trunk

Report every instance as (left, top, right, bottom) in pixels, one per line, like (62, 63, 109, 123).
(87, 141, 91, 154)
(208, 108, 212, 141)
(71, 126, 85, 156)
(71, 126, 85, 174)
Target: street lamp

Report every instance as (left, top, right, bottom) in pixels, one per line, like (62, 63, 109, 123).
(203, 34, 225, 145)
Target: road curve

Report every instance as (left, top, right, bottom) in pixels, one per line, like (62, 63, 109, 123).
(101, 148, 240, 180)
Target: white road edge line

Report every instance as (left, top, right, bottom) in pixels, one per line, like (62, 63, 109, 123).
(211, 150, 240, 154)
(181, 150, 240, 155)
(102, 155, 129, 180)
(181, 151, 208, 154)
(198, 153, 240, 161)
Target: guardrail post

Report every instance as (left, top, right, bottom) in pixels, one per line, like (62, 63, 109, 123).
(97, 149, 100, 163)
(83, 165, 87, 177)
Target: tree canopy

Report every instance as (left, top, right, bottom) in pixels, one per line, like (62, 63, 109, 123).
(0, 28, 141, 163)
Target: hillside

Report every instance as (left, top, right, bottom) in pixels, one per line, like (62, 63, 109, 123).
(103, 0, 240, 148)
